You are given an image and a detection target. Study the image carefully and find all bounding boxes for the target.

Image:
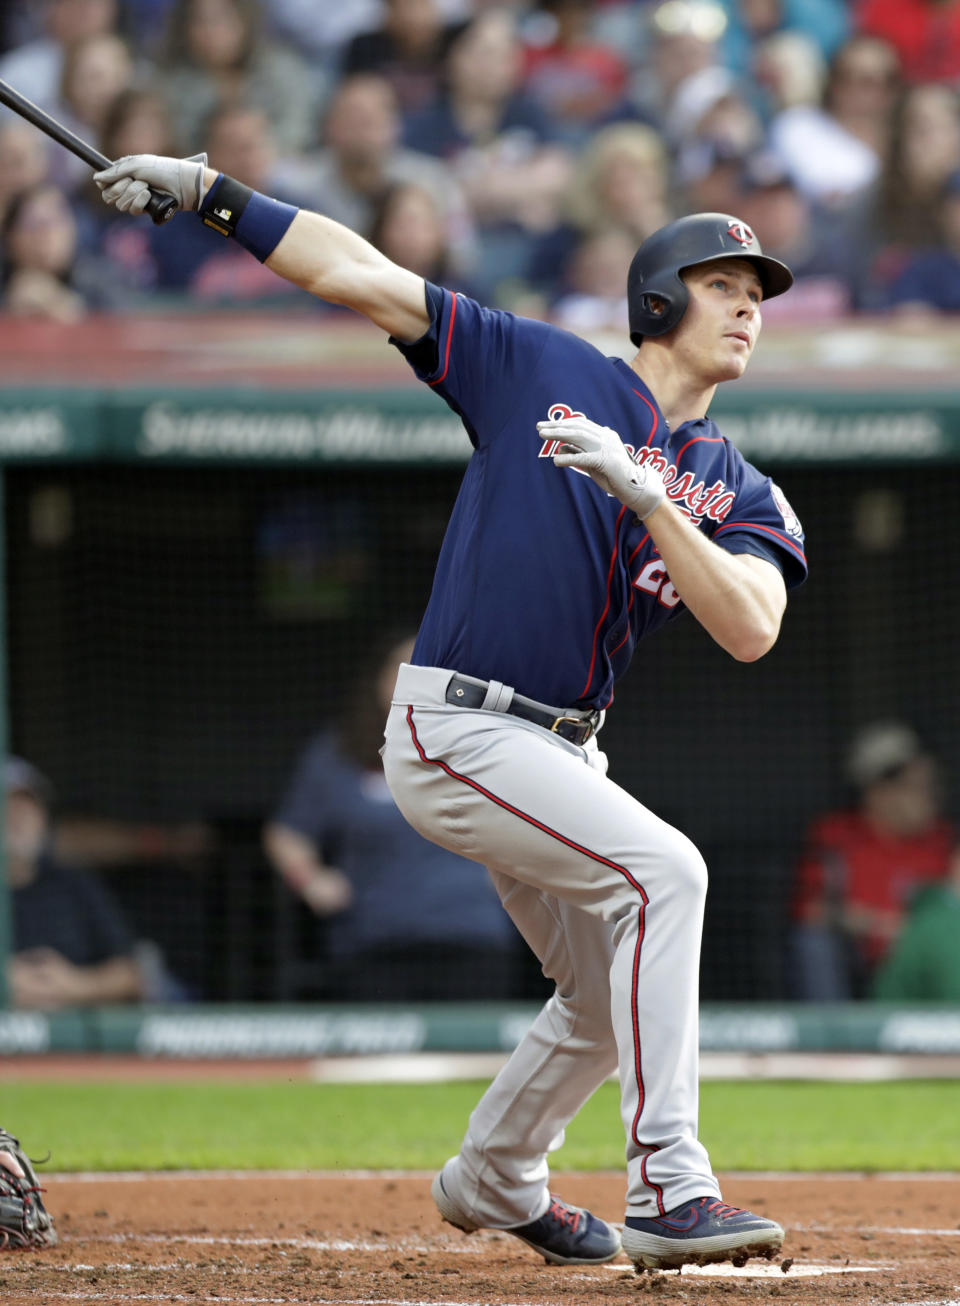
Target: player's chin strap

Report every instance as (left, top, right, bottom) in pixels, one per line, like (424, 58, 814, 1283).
(198, 173, 299, 263)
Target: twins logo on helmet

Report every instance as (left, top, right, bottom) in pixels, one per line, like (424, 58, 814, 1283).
(726, 220, 755, 247)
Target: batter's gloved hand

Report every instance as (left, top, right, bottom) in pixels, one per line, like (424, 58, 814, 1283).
(0, 1129, 58, 1250)
(537, 415, 666, 520)
(93, 153, 208, 216)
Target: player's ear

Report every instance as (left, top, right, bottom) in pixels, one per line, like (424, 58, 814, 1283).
(643, 294, 668, 318)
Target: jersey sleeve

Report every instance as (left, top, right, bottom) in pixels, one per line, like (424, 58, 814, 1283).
(390, 282, 554, 447)
(712, 459, 808, 589)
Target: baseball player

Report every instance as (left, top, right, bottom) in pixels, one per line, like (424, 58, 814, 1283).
(94, 153, 807, 1273)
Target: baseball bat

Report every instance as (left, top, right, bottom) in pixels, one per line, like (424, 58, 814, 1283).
(0, 77, 178, 225)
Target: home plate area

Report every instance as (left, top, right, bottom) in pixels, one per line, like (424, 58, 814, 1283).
(0, 1171, 957, 1306)
(621, 1258, 892, 1278)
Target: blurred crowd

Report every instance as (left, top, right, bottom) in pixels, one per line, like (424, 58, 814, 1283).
(3, 0, 960, 324)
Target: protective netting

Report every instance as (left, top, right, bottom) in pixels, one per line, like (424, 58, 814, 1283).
(5, 460, 959, 1001)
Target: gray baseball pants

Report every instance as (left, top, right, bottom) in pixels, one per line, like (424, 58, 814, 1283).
(382, 662, 720, 1224)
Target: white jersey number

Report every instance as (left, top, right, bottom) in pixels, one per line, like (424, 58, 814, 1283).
(633, 559, 681, 608)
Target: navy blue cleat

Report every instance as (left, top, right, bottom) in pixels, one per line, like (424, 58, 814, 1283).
(431, 1171, 622, 1266)
(622, 1197, 784, 1272)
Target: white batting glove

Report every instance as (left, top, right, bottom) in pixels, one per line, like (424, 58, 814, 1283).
(537, 416, 666, 520)
(93, 153, 208, 216)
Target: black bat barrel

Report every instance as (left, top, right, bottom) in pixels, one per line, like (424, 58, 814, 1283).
(0, 77, 177, 225)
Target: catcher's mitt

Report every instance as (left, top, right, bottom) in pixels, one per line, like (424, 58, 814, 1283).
(0, 1130, 58, 1249)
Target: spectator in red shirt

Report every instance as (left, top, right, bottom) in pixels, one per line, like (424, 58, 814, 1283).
(521, 0, 633, 146)
(790, 721, 955, 999)
(856, 0, 960, 85)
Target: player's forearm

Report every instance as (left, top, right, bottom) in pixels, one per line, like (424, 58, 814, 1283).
(644, 500, 785, 661)
(97, 158, 431, 338)
(270, 210, 430, 339)
(197, 167, 429, 340)
(268, 209, 390, 301)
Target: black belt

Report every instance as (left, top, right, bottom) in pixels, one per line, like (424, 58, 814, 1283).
(445, 674, 600, 746)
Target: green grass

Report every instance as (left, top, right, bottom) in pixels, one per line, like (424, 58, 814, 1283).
(3, 1079, 958, 1173)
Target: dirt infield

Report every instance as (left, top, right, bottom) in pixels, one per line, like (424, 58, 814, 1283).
(1, 1171, 957, 1306)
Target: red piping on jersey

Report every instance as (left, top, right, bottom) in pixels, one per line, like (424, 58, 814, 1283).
(673, 434, 725, 462)
(577, 504, 628, 700)
(630, 389, 660, 443)
(714, 520, 807, 563)
(601, 532, 652, 668)
(405, 703, 660, 1209)
(428, 291, 458, 387)
(606, 624, 631, 663)
(578, 393, 658, 703)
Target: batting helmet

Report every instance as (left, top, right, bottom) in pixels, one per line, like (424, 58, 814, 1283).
(626, 212, 793, 346)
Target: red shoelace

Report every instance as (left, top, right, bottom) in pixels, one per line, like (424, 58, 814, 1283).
(697, 1198, 745, 1220)
(546, 1197, 582, 1232)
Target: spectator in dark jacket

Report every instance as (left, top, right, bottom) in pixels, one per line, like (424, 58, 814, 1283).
(5, 757, 145, 1011)
(263, 635, 521, 1002)
(341, 0, 463, 119)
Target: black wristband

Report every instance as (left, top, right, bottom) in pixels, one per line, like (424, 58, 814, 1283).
(197, 172, 299, 262)
(199, 174, 253, 237)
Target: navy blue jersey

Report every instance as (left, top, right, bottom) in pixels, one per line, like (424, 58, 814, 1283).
(393, 285, 807, 711)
